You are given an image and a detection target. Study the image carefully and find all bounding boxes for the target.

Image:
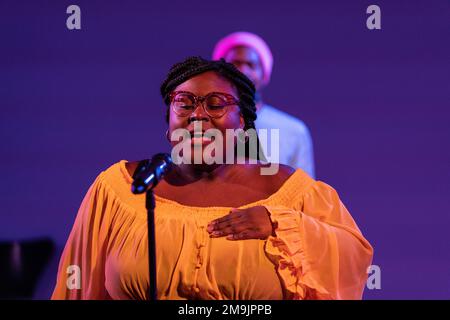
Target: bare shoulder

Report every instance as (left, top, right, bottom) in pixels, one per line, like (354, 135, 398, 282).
(263, 163, 296, 188)
(231, 163, 296, 194)
(273, 163, 296, 179)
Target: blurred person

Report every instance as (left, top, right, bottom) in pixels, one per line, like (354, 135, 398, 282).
(213, 31, 315, 178)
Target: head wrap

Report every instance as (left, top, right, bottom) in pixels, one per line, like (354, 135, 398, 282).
(212, 31, 273, 86)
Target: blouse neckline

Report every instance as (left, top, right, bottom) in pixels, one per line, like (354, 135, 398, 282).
(117, 159, 308, 211)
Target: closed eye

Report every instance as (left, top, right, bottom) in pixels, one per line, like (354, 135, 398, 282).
(208, 105, 226, 110)
(179, 105, 194, 110)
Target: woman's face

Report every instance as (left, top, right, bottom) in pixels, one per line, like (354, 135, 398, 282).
(167, 71, 244, 163)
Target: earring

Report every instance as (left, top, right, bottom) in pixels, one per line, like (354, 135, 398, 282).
(166, 129, 170, 142)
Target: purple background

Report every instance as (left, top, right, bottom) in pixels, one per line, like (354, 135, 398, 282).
(1, 0, 449, 299)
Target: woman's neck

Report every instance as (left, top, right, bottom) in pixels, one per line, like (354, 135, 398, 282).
(168, 155, 254, 185)
(170, 163, 226, 184)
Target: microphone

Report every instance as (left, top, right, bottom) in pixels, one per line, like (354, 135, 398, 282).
(130, 153, 173, 300)
(131, 153, 174, 194)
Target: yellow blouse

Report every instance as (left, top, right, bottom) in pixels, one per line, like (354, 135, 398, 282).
(51, 160, 373, 300)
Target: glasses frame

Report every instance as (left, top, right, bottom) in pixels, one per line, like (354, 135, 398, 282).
(169, 90, 240, 119)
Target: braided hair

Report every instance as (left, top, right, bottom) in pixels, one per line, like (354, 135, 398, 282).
(160, 56, 257, 131)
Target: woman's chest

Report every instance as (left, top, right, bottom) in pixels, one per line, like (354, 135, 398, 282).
(154, 180, 271, 207)
(105, 215, 283, 300)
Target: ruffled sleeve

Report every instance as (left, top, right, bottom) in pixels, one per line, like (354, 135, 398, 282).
(51, 173, 113, 300)
(264, 181, 373, 300)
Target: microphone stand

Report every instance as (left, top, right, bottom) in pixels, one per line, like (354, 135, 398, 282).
(145, 189, 157, 301)
(132, 158, 158, 301)
(131, 154, 173, 301)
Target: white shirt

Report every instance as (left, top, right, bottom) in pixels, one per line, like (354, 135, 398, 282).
(255, 104, 315, 178)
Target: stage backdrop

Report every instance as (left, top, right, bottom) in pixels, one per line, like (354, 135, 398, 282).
(1, 0, 449, 299)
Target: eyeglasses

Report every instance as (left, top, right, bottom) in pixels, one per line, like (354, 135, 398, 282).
(169, 90, 239, 118)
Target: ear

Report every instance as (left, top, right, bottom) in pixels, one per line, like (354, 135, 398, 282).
(239, 112, 245, 129)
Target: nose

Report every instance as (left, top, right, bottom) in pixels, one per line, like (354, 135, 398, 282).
(188, 103, 209, 123)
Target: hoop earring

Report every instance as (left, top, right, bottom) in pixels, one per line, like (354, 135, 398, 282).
(166, 129, 170, 142)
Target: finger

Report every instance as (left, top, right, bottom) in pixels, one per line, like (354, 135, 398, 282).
(207, 210, 243, 231)
(213, 216, 247, 233)
(227, 227, 268, 240)
(226, 230, 254, 241)
(216, 209, 243, 223)
(209, 221, 249, 238)
(219, 221, 250, 235)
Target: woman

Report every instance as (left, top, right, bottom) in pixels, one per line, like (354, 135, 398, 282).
(51, 57, 373, 300)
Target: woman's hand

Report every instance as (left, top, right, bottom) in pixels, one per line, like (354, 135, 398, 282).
(207, 206, 276, 240)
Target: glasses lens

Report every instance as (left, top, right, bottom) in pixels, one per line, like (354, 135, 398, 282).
(205, 94, 229, 117)
(172, 93, 195, 116)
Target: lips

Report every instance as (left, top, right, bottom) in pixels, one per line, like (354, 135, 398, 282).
(189, 131, 213, 144)
(186, 121, 214, 145)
